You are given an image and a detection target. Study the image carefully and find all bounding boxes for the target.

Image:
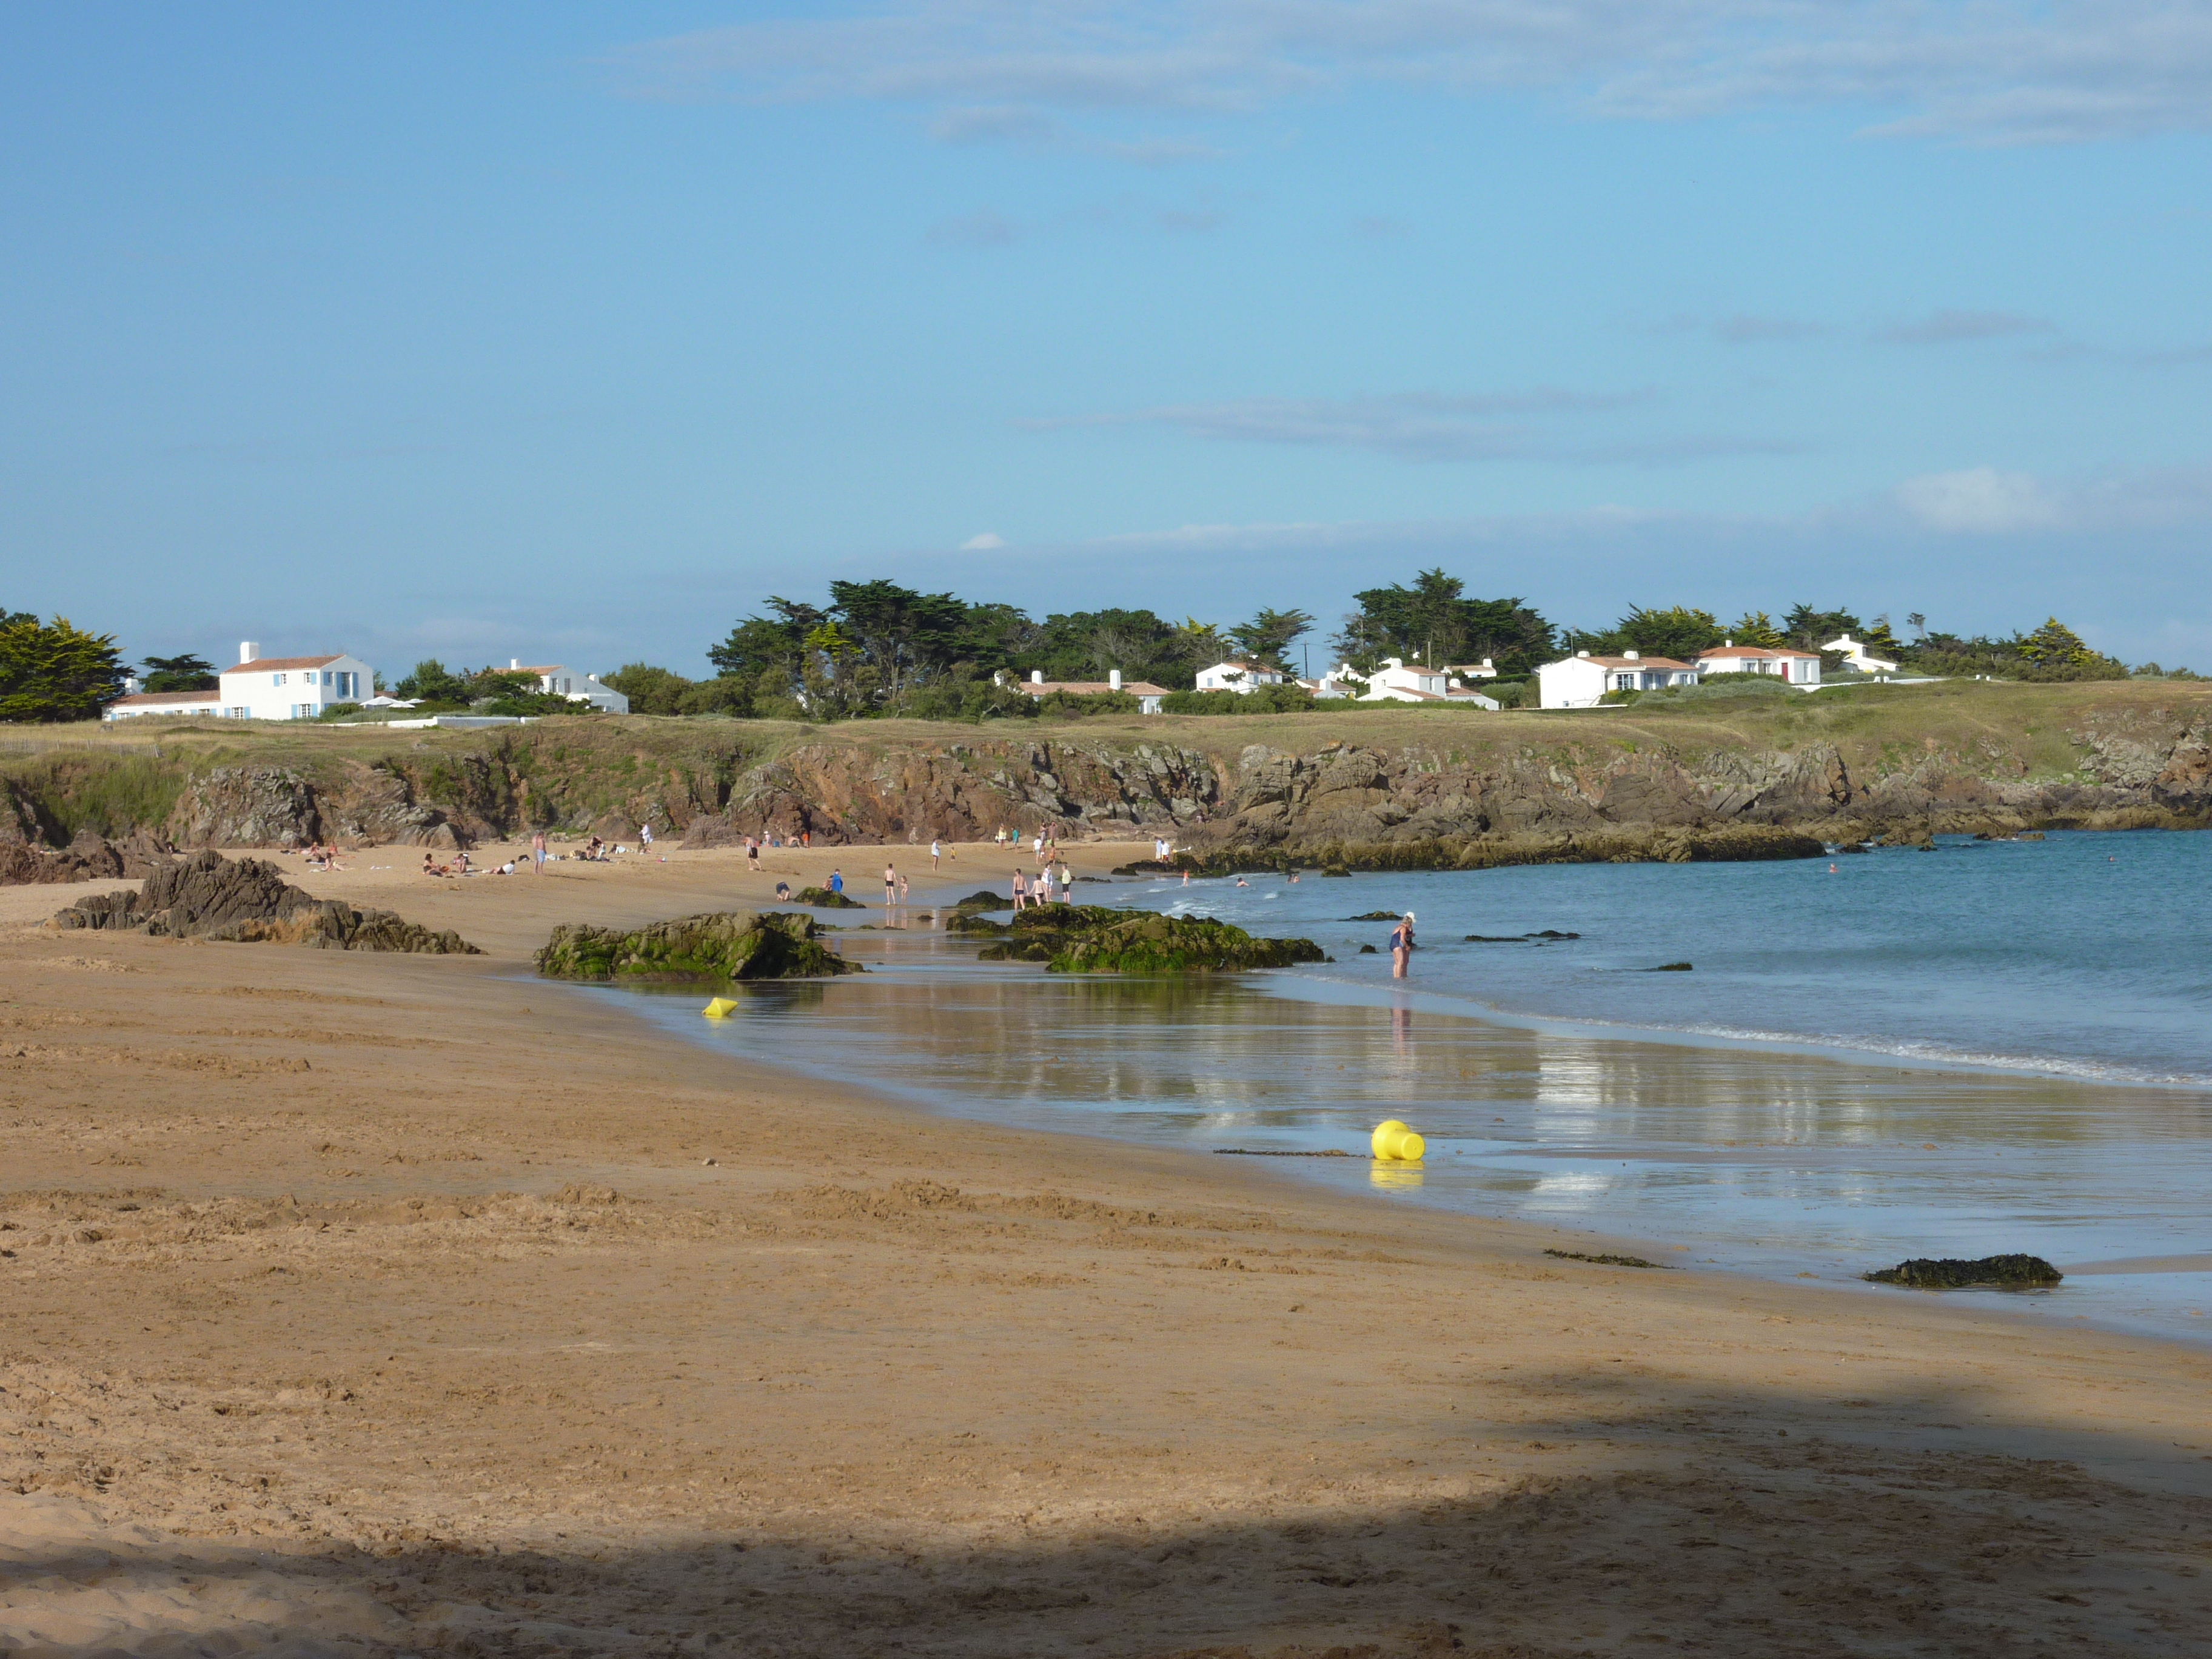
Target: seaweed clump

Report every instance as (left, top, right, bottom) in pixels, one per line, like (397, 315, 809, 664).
(536, 911, 857, 983)
(1865, 1254, 2062, 1290)
(973, 905, 1324, 974)
(1545, 1249, 1671, 1270)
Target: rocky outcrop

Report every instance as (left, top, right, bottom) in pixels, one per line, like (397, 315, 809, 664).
(534, 911, 856, 983)
(53, 850, 479, 954)
(971, 905, 1325, 973)
(682, 739, 1224, 848)
(0, 828, 173, 886)
(163, 766, 464, 850)
(1865, 1254, 2062, 1289)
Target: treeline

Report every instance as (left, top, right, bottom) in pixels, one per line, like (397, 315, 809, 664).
(599, 571, 2153, 723)
(0, 574, 2177, 726)
(1559, 605, 2140, 683)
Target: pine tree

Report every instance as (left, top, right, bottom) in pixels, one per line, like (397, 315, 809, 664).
(0, 614, 127, 723)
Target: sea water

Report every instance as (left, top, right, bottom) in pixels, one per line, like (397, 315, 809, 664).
(603, 829, 2212, 1346)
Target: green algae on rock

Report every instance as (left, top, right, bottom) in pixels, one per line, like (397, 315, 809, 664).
(791, 885, 864, 908)
(535, 911, 858, 984)
(973, 905, 1323, 974)
(1864, 1254, 2062, 1290)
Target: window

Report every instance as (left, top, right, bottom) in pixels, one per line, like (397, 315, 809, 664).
(273, 672, 285, 685)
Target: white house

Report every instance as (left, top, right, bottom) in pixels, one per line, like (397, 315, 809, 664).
(506, 660, 629, 714)
(1193, 660, 1287, 694)
(1358, 657, 1498, 707)
(105, 641, 374, 721)
(1694, 642, 1823, 686)
(1537, 651, 1700, 709)
(1822, 634, 1900, 675)
(1002, 668, 1168, 714)
(103, 688, 222, 720)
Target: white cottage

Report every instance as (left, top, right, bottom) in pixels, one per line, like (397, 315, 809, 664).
(1193, 660, 1286, 694)
(1694, 643, 1823, 686)
(1537, 651, 1700, 709)
(1005, 668, 1169, 715)
(506, 660, 629, 714)
(1358, 657, 1498, 706)
(104, 641, 375, 721)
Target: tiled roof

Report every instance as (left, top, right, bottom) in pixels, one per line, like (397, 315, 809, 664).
(1698, 645, 1820, 659)
(1021, 680, 1172, 697)
(229, 655, 343, 673)
(1567, 655, 1695, 671)
(109, 690, 220, 706)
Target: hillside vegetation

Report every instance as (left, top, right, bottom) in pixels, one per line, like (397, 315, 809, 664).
(3, 676, 2207, 865)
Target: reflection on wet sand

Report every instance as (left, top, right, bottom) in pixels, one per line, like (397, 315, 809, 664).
(610, 927, 2212, 1346)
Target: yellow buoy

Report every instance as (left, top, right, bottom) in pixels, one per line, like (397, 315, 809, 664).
(702, 996, 739, 1018)
(1371, 1119, 1409, 1158)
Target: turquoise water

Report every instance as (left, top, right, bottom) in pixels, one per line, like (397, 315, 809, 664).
(597, 830, 2212, 1346)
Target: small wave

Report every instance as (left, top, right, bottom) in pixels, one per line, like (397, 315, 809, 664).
(1272, 967, 2212, 1091)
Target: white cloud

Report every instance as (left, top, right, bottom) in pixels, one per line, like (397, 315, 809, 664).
(1880, 309, 2056, 345)
(1019, 389, 1797, 464)
(959, 531, 1007, 549)
(612, 2, 2212, 146)
(1895, 467, 2060, 532)
(925, 208, 1019, 246)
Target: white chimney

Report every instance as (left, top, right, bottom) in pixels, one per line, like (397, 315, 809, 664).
(1624, 649, 1640, 659)
(1031, 669, 1044, 685)
(510, 658, 521, 671)
(1723, 639, 1732, 648)
(1577, 649, 1590, 658)
(1110, 669, 1122, 691)
(238, 640, 259, 665)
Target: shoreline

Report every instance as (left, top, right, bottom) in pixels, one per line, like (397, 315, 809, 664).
(5, 840, 2212, 1653)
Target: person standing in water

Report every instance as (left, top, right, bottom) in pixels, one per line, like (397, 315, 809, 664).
(884, 862, 899, 908)
(930, 838, 942, 872)
(1011, 868, 1028, 912)
(1390, 912, 1415, 979)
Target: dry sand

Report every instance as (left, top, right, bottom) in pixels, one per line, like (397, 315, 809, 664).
(2, 839, 2210, 1657)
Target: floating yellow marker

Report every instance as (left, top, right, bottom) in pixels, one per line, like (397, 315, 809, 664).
(702, 997, 739, 1018)
(1371, 1119, 1426, 1161)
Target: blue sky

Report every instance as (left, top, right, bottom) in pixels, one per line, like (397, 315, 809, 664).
(5, 2, 2211, 677)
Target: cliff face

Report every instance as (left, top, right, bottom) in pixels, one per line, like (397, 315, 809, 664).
(5, 688, 2209, 866)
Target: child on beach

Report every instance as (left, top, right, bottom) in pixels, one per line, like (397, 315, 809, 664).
(930, 839, 941, 871)
(828, 869, 844, 897)
(532, 831, 546, 873)
(746, 837, 760, 872)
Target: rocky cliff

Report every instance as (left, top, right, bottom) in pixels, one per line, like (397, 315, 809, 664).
(6, 684, 2209, 869)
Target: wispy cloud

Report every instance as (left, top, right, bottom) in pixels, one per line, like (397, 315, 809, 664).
(959, 531, 1007, 549)
(1880, 309, 2056, 345)
(1895, 460, 2212, 532)
(1020, 389, 1796, 464)
(1714, 313, 1831, 343)
(611, 2, 2212, 147)
(925, 208, 1019, 247)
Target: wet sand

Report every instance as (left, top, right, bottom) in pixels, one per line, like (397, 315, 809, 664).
(3, 839, 2211, 1657)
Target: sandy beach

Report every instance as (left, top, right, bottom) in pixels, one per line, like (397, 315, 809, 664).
(4, 839, 2211, 1657)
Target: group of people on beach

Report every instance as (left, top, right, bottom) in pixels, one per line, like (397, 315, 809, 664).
(1010, 862, 1073, 910)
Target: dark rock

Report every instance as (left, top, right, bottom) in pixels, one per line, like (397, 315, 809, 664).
(1346, 910, 1402, 921)
(1544, 1249, 1671, 1270)
(791, 886, 863, 908)
(973, 905, 1324, 974)
(52, 849, 478, 953)
(948, 890, 1007, 909)
(1466, 930, 1581, 942)
(945, 912, 1010, 936)
(1865, 1254, 2062, 1290)
(1321, 865, 1351, 877)
(1358, 943, 1378, 954)
(1650, 962, 1694, 971)
(535, 911, 857, 983)
(0, 827, 174, 887)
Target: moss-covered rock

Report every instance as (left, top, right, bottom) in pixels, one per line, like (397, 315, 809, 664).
(949, 889, 1007, 909)
(791, 885, 863, 908)
(535, 911, 858, 983)
(1865, 1254, 2062, 1289)
(973, 905, 1322, 974)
